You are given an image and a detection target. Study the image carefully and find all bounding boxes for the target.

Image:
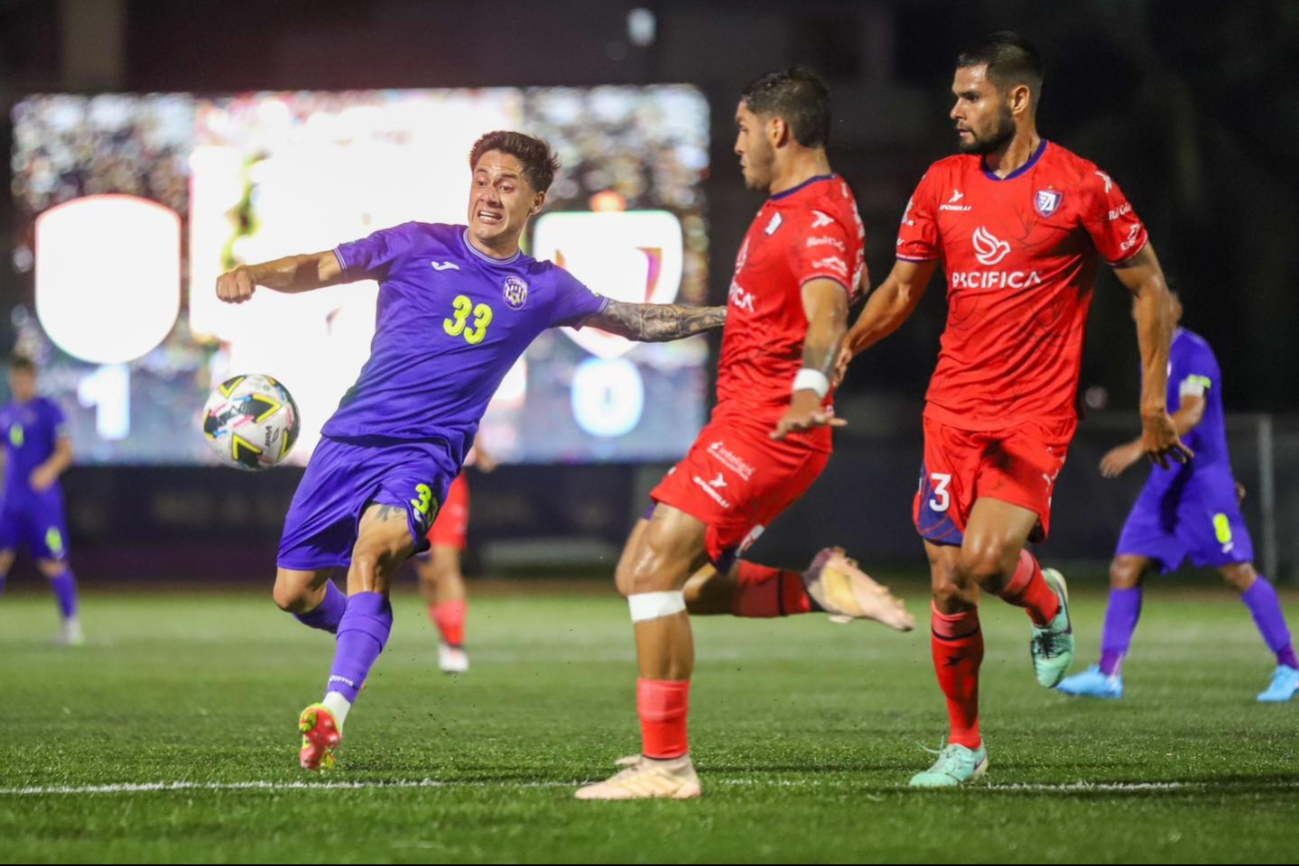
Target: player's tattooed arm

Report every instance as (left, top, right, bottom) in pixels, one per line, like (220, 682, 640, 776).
(587, 301, 728, 343)
(772, 279, 851, 441)
(1113, 244, 1194, 469)
(216, 251, 345, 305)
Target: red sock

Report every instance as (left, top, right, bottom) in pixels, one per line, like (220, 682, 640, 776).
(730, 562, 813, 618)
(430, 600, 467, 647)
(998, 550, 1060, 626)
(931, 603, 983, 750)
(638, 678, 690, 759)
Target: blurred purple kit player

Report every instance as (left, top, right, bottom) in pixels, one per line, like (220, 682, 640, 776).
(0, 355, 82, 646)
(1059, 297, 1298, 702)
(214, 131, 727, 770)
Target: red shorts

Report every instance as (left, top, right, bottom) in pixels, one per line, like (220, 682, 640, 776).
(651, 415, 830, 568)
(427, 473, 470, 551)
(914, 415, 1075, 546)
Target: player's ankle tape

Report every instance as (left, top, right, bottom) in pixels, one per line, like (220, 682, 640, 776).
(629, 591, 687, 622)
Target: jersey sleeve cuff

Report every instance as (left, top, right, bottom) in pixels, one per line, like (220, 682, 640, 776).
(896, 254, 939, 263)
(569, 295, 612, 331)
(332, 247, 351, 279)
(1106, 235, 1149, 266)
(799, 275, 853, 298)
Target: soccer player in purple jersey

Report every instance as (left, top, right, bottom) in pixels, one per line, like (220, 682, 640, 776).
(215, 131, 728, 771)
(0, 356, 82, 646)
(1058, 293, 1299, 703)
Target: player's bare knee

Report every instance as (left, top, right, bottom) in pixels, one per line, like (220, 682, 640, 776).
(36, 559, 65, 579)
(272, 580, 312, 614)
(0, 551, 15, 574)
(957, 543, 1014, 591)
(1220, 563, 1257, 594)
(623, 543, 688, 596)
(1109, 558, 1145, 589)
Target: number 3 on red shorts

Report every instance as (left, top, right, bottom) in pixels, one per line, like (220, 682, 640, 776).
(929, 473, 953, 513)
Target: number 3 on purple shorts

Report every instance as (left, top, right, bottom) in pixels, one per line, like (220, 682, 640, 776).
(410, 483, 439, 534)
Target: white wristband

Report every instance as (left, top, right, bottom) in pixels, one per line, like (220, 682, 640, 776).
(793, 369, 831, 399)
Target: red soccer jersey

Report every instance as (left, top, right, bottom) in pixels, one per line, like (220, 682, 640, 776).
(896, 140, 1148, 430)
(718, 175, 866, 449)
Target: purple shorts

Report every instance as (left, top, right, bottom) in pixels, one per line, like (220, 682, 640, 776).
(277, 436, 457, 571)
(1116, 471, 1254, 574)
(0, 491, 71, 562)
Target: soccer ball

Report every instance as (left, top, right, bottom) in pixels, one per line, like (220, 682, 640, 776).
(202, 374, 301, 470)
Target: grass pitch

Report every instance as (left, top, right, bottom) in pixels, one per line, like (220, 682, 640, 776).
(1, 577, 1296, 863)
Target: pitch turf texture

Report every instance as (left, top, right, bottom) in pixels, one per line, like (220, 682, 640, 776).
(3, 578, 1296, 864)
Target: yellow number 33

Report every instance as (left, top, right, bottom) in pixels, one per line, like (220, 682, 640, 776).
(444, 295, 494, 345)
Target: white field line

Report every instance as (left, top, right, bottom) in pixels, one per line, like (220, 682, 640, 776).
(3, 778, 1299, 797)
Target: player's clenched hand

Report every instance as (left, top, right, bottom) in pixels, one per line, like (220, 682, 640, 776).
(216, 266, 257, 304)
(771, 391, 846, 441)
(1140, 410, 1194, 470)
(831, 345, 854, 389)
(29, 464, 57, 492)
(1099, 442, 1143, 479)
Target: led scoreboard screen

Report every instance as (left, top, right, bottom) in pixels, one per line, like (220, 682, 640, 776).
(9, 87, 711, 465)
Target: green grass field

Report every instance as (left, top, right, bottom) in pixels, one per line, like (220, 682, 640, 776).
(2, 577, 1296, 864)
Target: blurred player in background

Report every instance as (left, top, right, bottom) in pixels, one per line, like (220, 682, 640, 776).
(216, 131, 727, 772)
(416, 445, 496, 675)
(1058, 293, 1298, 703)
(578, 68, 913, 802)
(0, 355, 82, 645)
(838, 33, 1190, 787)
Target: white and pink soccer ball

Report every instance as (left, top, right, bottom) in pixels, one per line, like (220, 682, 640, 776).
(202, 374, 301, 471)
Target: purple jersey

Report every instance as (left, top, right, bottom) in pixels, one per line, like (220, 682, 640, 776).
(1118, 328, 1251, 572)
(1145, 329, 1230, 492)
(321, 223, 609, 463)
(0, 397, 68, 503)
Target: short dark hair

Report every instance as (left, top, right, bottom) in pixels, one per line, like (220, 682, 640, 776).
(957, 31, 1045, 99)
(469, 131, 560, 194)
(740, 67, 833, 149)
(9, 355, 35, 374)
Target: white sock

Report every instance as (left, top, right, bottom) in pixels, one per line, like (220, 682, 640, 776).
(323, 691, 352, 731)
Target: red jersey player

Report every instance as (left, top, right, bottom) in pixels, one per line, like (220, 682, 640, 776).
(577, 68, 914, 802)
(415, 445, 495, 674)
(838, 33, 1190, 787)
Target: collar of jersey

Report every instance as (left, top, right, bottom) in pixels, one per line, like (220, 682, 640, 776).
(769, 173, 837, 202)
(981, 139, 1049, 182)
(460, 229, 523, 267)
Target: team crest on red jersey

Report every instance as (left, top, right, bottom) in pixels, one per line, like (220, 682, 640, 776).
(1035, 189, 1063, 218)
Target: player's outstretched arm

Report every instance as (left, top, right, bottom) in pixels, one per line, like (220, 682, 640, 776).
(1113, 244, 1194, 469)
(772, 278, 850, 441)
(586, 301, 727, 343)
(837, 258, 937, 376)
(215, 251, 346, 305)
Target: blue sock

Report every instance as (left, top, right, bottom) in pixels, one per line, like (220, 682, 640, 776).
(293, 581, 347, 634)
(326, 593, 393, 703)
(50, 569, 79, 620)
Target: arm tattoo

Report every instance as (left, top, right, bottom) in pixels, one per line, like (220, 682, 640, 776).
(590, 301, 727, 343)
(373, 505, 404, 522)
